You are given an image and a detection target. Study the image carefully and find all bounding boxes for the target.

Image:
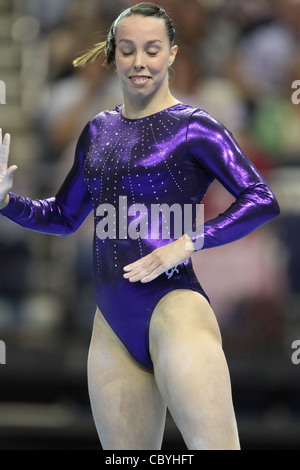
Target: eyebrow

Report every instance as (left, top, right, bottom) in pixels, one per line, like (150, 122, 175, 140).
(118, 39, 162, 45)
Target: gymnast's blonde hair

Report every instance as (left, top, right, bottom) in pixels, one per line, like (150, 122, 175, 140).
(73, 40, 109, 68)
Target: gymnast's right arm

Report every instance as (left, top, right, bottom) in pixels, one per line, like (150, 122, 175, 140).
(0, 125, 93, 236)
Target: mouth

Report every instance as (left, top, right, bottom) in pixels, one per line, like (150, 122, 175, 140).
(129, 75, 152, 86)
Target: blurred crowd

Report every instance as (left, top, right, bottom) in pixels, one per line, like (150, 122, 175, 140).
(1, 0, 300, 353)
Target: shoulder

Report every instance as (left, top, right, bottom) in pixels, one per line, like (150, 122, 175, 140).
(188, 107, 227, 132)
(74, 107, 117, 147)
(169, 104, 227, 134)
(88, 106, 120, 129)
(76, 106, 121, 145)
(184, 107, 235, 148)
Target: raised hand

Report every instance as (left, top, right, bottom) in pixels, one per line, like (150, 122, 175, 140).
(0, 129, 17, 209)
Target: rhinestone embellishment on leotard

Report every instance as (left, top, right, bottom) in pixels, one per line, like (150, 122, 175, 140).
(84, 107, 187, 272)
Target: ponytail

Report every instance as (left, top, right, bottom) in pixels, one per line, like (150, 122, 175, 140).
(73, 41, 107, 68)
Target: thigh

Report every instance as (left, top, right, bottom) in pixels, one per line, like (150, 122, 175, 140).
(149, 289, 222, 353)
(88, 308, 166, 450)
(149, 290, 240, 450)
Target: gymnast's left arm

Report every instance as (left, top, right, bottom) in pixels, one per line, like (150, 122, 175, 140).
(186, 109, 280, 251)
(123, 109, 280, 283)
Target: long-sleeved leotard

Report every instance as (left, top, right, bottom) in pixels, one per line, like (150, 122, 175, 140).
(1, 104, 279, 368)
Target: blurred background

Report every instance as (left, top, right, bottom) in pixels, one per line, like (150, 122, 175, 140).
(0, 0, 299, 450)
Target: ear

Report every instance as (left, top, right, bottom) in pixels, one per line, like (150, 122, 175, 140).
(169, 45, 178, 67)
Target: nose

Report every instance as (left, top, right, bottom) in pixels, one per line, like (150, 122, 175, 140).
(133, 63, 145, 71)
(133, 51, 145, 71)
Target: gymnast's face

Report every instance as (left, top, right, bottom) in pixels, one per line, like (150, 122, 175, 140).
(115, 14, 177, 104)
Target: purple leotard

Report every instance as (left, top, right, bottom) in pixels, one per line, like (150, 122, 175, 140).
(1, 104, 279, 368)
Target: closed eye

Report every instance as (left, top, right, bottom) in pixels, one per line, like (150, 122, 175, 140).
(120, 50, 159, 57)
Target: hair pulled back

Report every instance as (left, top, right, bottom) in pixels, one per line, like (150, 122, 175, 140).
(73, 2, 175, 68)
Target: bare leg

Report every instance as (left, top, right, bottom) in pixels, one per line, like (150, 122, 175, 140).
(87, 308, 166, 450)
(149, 289, 240, 450)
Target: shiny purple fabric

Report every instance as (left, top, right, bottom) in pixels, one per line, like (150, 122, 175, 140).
(1, 104, 279, 367)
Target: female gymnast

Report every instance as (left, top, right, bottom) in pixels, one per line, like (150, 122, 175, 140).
(0, 3, 279, 450)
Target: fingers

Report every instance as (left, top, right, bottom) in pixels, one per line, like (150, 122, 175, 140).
(123, 258, 145, 273)
(0, 129, 17, 205)
(123, 247, 173, 283)
(123, 255, 159, 283)
(123, 236, 194, 283)
(0, 129, 11, 165)
(0, 128, 10, 146)
(140, 265, 164, 283)
(0, 128, 17, 175)
(6, 164, 18, 176)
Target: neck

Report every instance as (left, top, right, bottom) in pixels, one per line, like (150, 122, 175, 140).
(122, 89, 180, 120)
